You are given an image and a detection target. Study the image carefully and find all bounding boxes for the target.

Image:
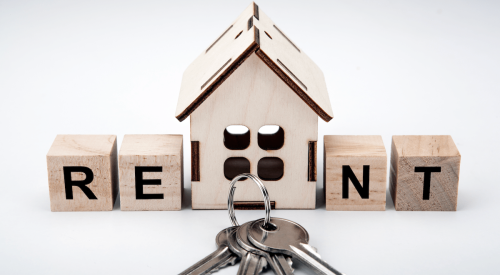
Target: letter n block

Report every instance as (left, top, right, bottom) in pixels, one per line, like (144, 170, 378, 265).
(46, 135, 118, 211)
(390, 135, 461, 211)
(324, 135, 387, 211)
(119, 135, 183, 211)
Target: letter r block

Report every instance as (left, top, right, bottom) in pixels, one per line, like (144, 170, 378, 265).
(119, 135, 183, 211)
(324, 135, 387, 211)
(46, 135, 118, 211)
(390, 135, 461, 211)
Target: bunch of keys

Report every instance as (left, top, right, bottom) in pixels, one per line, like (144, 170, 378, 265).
(179, 173, 344, 275)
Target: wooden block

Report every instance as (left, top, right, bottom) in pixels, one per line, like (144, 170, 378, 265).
(390, 135, 461, 211)
(46, 135, 118, 211)
(324, 135, 387, 211)
(119, 135, 183, 211)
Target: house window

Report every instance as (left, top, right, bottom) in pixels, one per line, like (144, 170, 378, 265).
(257, 157, 284, 181)
(258, 125, 284, 150)
(224, 125, 250, 150)
(224, 157, 250, 180)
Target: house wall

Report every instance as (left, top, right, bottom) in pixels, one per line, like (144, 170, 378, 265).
(190, 53, 318, 209)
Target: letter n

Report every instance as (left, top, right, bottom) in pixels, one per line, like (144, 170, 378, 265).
(342, 165, 370, 199)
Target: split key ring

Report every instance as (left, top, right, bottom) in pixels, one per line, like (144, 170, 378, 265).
(227, 173, 275, 230)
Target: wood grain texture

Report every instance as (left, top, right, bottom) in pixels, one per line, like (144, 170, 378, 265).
(119, 135, 183, 211)
(191, 53, 318, 209)
(252, 8, 333, 121)
(176, 3, 257, 121)
(390, 135, 461, 211)
(46, 135, 118, 211)
(176, 3, 333, 122)
(324, 135, 387, 211)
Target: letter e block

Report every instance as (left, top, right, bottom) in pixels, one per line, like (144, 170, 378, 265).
(46, 135, 118, 211)
(119, 135, 183, 211)
(324, 135, 387, 211)
(390, 135, 461, 211)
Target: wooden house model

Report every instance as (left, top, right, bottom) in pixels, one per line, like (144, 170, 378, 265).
(176, 3, 333, 209)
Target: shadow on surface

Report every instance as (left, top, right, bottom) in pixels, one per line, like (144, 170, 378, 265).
(316, 185, 325, 209)
(113, 194, 121, 210)
(456, 188, 471, 211)
(385, 188, 394, 210)
(182, 186, 192, 210)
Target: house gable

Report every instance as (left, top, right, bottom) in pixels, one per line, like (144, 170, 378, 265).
(176, 2, 333, 122)
(190, 53, 318, 209)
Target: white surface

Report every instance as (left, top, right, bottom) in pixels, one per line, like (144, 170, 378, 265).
(1, 1, 499, 274)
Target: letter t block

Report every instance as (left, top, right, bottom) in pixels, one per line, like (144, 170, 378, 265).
(46, 135, 118, 211)
(390, 135, 461, 211)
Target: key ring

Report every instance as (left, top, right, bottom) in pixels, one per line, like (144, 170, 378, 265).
(227, 173, 272, 229)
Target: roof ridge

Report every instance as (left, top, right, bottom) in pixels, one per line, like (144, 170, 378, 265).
(175, 3, 333, 122)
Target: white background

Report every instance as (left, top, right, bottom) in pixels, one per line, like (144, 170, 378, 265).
(1, 0, 499, 274)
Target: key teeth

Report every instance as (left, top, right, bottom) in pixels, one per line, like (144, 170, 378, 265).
(226, 256, 239, 266)
(286, 256, 295, 273)
(207, 256, 238, 274)
(258, 257, 268, 274)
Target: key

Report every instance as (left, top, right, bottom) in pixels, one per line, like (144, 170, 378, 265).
(235, 221, 295, 275)
(179, 227, 240, 275)
(247, 218, 344, 275)
(227, 227, 267, 275)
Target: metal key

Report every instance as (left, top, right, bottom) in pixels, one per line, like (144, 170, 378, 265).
(179, 227, 240, 275)
(236, 221, 295, 275)
(227, 227, 267, 275)
(247, 218, 344, 275)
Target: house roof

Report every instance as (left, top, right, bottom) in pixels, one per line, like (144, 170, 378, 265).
(175, 2, 333, 122)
